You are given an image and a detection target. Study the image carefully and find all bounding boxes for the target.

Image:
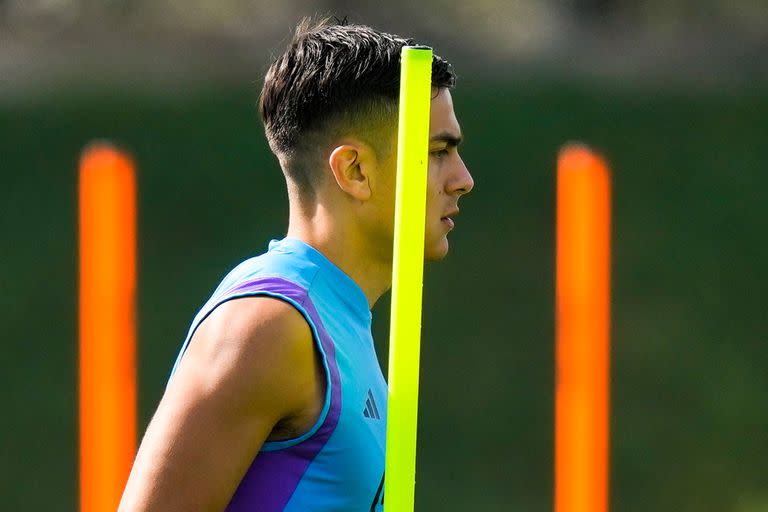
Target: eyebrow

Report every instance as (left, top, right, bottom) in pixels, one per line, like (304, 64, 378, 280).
(429, 131, 463, 147)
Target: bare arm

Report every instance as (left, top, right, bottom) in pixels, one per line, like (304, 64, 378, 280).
(119, 297, 320, 512)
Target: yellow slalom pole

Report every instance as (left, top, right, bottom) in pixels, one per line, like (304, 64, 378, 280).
(79, 142, 137, 512)
(555, 143, 612, 512)
(384, 45, 433, 512)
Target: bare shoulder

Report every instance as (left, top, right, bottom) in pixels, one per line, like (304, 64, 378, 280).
(174, 295, 317, 420)
(119, 296, 318, 511)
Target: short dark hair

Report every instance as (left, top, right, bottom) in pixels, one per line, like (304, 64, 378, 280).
(259, 17, 456, 196)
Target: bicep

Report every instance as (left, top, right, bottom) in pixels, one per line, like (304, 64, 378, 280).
(119, 297, 316, 512)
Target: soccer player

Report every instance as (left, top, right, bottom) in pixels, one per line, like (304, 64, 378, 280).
(119, 17, 473, 512)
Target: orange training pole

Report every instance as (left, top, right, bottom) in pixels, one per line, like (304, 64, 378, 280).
(555, 143, 611, 512)
(79, 142, 137, 512)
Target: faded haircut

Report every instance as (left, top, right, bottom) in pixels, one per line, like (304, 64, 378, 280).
(259, 17, 456, 197)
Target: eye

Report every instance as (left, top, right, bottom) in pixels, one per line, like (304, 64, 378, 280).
(431, 148, 450, 159)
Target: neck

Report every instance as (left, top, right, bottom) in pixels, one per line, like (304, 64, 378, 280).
(286, 201, 392, 309)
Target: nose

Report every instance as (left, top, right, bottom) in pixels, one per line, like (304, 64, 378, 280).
(448, 154, 474, 197)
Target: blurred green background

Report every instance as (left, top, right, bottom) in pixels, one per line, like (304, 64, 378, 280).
(2, 1, 767, 511)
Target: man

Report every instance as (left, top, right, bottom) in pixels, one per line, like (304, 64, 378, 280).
(119, 17, 473, 512)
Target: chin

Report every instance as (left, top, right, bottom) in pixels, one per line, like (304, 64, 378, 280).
(424, 237, 449, 261)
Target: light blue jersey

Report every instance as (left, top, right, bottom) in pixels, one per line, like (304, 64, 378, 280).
(170, 237, 387, 511)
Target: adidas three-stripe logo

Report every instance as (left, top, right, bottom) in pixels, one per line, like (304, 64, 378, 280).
(362, 389, 380, 420)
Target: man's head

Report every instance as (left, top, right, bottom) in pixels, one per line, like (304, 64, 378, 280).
(260, 18, 473, 260)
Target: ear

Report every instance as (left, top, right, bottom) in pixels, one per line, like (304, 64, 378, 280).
(328, 140, 376, 201)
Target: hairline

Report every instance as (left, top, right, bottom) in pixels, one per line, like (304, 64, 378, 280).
(288, 85, 456, 196)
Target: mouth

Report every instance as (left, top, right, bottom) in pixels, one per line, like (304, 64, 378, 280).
(440, 209, 459, 230)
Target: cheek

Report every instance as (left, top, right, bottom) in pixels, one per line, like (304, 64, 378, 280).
(384, 179, 397, 219)
(426, 167, 444, 209)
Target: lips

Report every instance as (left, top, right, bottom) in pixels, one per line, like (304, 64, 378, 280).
(441, 209, 459, 221)
(441, 209, 459, 229)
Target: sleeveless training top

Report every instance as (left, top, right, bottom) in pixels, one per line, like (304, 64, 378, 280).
(170, 237, 387, 511)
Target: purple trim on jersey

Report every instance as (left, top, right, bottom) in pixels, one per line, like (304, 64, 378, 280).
(220, 277, 342, 512)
